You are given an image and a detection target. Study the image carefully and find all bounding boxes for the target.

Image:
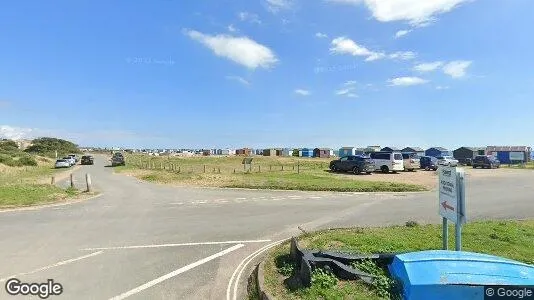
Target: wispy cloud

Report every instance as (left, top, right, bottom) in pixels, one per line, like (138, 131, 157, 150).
(227, 24, 237, 32)
(335, 81, 358, 98)
(265, 0, 294, 13)
(315, 32, 328, 38)
(436, 85, 450, 90)
(330, 37, 415, 61)
(414, 61, 444, 72)
(225, 75, 250, 85)
(294, 89, 311, 96)
(388, 77, 429, 86)
(395, 29, 411, 38)
(443, 60, 472, 78)
(184, 29, 278, 70)
(238, 12, 262, 24)
(326, 0, 471, 26)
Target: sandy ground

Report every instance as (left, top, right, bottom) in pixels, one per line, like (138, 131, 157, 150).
(334, 167, 531, 190)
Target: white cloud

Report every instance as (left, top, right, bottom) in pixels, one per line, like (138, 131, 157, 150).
(326, 0, 471, 26)
(335, 84, 358, 97)
(238, 12, 261, 24)
(436, 85, 450, 90)
(414, 61, 444, 72)
(389, 51, 416, 60)
(294, 89, 311, 96)
(184, 29, 278, 70)
(330, 37, 415, 62)
(388, 76, 428, 86)
(265, 0, 293, 13)
(330, 37, 384, 61)
(225, 75, 250, 85)
(227, 24, 237, 32)
(0, 125, 33, 140)
(395, 29, 411, 38)
(315, 32, 328, 38)
(343, 80, 357, 86)
(443, 60, 472, 78)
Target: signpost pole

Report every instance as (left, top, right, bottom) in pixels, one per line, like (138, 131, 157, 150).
(455, 169, 465, 251)
(442, 217, 448, 250)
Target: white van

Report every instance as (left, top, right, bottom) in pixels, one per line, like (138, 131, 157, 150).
(370, 151, 404, 173)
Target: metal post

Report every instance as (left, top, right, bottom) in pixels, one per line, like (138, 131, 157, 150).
(85, 173, 92, 193)
(455, 223, 462, 251)
(442, 217, 448, 250)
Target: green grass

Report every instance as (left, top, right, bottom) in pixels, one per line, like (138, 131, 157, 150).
(262, 220, 534, 300)
(0, 164, 83, 208)
(115, 155, 427, 192)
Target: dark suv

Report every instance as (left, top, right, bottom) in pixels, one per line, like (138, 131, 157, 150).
(420, 156, 438, 171)
(329, 155, 375, 175)
(81, 155, 94, 165)
(472, 155, 500, 169)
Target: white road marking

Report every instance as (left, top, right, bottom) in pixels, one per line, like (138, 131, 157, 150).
(0, 251, 103, 282)
(81, 239, 271, 251)
(109, 244, 244, 300)
(217, 200, 229, 203)
(169, 202, 184, 205)
(310, 196, 322, 199)
(287, 195, 302, 199)
(235, 197, 247, 200)
(227, 239, 287, 300)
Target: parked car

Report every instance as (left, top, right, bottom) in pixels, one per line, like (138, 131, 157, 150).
(68, 154, 79, 163)
(62, 156, 75, 166)
(55, 159, 71, 168)
(437, 156, 459, 167)
(81, 155, 94, 165)
(472, 155, 501, 169)
(329, 155, 375, 175)
(369, 151, 404, 173)
(464, 158, 473, 166)
(111, 152, 125, 166)
(420, 156, 438, 171)
(402, 153, 420, 172)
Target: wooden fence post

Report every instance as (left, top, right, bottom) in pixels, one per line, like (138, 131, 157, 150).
(70, 173, 74, 188)
(85, 173, 92, 193)
(204, 165, 206, 173)
(269, 165, 272, 171)
(282, 165, 284, 171)
(297, 162, 300, 174)
(51, 176, 55, 185)
(258, 165, 261, 173)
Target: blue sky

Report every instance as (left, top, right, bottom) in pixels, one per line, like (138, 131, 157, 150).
(1, 0, 534, 149)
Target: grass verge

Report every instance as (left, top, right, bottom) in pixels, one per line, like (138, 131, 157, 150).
(115, 155, 427, 192)
(0, 164, 89, 208)
(262, 220, 534, 300)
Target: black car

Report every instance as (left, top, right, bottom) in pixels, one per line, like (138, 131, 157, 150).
(81, 155, 94, 165)
(329, 155, 374, 175)
(419, 156, 438, 171)
(472, 155, 500, 169)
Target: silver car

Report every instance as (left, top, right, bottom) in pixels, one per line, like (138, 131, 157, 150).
(62, 156, 75, 166)
(55, 159, 71, 168)
(437, 156, 459, 167)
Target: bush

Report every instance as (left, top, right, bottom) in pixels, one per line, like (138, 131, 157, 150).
(18, 156, 38, 166)
(24, 137, 79, 157)
(0, 139, 19, 151)
(310, 268, 338, 290)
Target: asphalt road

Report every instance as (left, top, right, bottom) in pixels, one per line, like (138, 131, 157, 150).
(1, 155, 533, 300)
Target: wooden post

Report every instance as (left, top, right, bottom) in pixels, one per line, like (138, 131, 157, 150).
(51, 176, 55, 185)
(178, 166, 181, 173)
(270, 165, 272, 171)
(234, 168, 236, 174)
(258, 165, 261, 173)
(282, 165, 284, 171)
(204, 165, 206, 173)
(218, 167, 220, 173)
(298, 162, 300, 174)
(70, 173, 74, 188)
(292, 165, 295, 171)
(85, 173, 92, 193)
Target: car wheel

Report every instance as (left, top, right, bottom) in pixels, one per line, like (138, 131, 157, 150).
(366, 172, 372, 175)
(425, 166, 430, 171)
(381, 166, 389, 173)
(330, 165, 337, 172)
(352, 166, 360, 175)
(409, 169, 415, 172)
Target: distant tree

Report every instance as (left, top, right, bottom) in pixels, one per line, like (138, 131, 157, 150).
(0, 139, 19, 151)
(24, 137, 80, 157)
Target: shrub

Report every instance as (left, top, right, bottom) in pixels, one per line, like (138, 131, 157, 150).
(18, 156, 38, 166)
(310, 268, 338, 290)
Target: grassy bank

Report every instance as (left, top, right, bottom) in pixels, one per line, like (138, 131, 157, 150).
(0, 162, 83, 208)
(501, 161, 534, 169)
(115, 155, 427, 192)
(262, 220, 534, 300)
